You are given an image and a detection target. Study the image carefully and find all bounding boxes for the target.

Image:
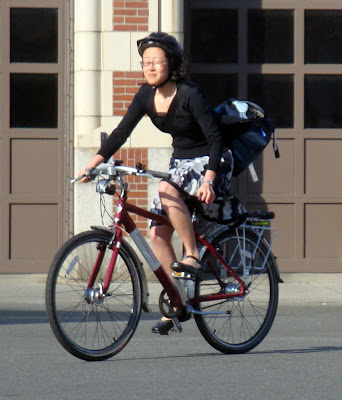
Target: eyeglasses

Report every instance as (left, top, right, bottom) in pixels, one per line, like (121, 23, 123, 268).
(140, 60, 168, 68)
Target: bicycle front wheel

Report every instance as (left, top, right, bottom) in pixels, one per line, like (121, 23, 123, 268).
(194, 228, 279, 354)
(46, 230, 142, 361)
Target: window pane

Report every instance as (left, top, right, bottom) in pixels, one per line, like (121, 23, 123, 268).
(10, 74, 58, 128)
(305, 10, 342, 64)
(248, 9, 294, 63)
(191, 74, 238, 107)
(190, 9, 238, 63)
(248, 74, 294, 128)
(305, 75, 342, 128)
(10, 8, 58, 63)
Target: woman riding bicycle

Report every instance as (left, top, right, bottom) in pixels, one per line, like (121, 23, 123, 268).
(78, 32, 233, 335)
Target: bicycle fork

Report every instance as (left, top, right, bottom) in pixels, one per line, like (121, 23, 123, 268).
(84, 228, 123, 304)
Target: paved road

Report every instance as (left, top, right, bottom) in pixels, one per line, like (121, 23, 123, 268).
(0, 274, 342, 400)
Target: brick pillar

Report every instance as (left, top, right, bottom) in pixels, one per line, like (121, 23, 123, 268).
(112, 1, 150, 236)
(113, 1, 149, 32)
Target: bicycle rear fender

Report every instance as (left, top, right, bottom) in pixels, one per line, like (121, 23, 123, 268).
(91, 226, 151, 312)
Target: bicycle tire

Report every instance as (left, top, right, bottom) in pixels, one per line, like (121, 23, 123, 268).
(194, 228, 278, 354)
(45, 230, 142, 361)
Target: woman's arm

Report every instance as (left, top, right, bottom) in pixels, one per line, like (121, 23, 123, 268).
(187, 86, 224, 174)
(78, 85, 151, 182)
(97, 86, 149, 161)
(187, 86, 223, 204)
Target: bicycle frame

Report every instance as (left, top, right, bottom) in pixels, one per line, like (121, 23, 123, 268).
(46, 163, 280, 361)
(87, 180, 246, 310)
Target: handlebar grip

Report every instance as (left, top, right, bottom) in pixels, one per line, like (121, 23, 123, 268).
(87, 167, 98, 180)
(145, 170, 171, 180)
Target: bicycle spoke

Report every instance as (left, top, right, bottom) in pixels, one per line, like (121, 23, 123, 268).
(194, 229, 278, 354)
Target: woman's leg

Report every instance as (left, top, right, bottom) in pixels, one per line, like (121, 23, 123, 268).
(150, 185, 196, 332)
(150, 220, 193, 332)
(150, 224, 176, 278)
(158, 181, 199, 264)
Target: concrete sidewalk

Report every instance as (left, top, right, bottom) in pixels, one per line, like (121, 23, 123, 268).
(1, 273, 342, 307)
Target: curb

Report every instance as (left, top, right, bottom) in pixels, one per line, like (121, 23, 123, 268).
(0, 273, 342, 307)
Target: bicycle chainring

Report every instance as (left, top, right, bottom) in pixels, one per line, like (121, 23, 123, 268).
(158, 289, 182, 319)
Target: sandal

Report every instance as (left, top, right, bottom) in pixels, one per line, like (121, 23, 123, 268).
(151, 319, 174, 335)
(152, 306, 192, 335)
(171, 255, 202, 276)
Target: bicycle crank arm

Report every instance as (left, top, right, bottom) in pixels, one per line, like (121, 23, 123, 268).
(171, 317, 183, 334)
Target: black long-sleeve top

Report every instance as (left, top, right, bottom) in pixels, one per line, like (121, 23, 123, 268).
(98, 80, 224, 172)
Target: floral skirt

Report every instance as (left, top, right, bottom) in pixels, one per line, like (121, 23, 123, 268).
(150, 150, 234, 226)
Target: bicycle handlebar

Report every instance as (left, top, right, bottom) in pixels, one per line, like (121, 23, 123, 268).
(71, 161, 171, 183)
(144, 169, 171, 180)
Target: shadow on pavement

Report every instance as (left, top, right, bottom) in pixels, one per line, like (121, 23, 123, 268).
(0, 310, 48, 325)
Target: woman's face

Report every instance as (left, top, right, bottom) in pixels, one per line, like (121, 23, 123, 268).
(142, 47, 170, 87)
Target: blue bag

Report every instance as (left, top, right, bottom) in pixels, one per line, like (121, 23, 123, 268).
(215, 99, 279, 177)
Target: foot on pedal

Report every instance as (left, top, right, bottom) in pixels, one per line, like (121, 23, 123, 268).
(151, 319, 174, 335)
(151, 318, 183, 335)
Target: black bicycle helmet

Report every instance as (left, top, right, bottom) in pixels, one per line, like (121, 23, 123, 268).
(137, 32, 185, 81)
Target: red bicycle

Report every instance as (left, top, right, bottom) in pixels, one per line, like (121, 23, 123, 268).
(45, 160, 281, 361)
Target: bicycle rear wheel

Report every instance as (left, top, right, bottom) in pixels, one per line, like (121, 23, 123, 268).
(46, 230, 141, 361)
(194, 228, 278, 354)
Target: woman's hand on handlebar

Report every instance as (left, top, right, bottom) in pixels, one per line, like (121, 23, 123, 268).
(197, 182, 216, 204)
(77, 168, 93, 183)
(78, 155, 106, 183)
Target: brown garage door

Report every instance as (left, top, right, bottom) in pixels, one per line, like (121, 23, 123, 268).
(0, 1, 72, 273)
(185, 1, 342, 272)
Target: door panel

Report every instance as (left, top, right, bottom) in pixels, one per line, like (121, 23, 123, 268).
(10, 204, 59, 260)
(0, 0, 71, 273)
(11, 139, 59, 195)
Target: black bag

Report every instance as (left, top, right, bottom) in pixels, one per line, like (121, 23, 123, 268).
(215, 99, 280, 176)
(185, 195, 246, 226)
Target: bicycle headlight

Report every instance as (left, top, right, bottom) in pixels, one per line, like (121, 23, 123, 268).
(96, 179, 116, 195)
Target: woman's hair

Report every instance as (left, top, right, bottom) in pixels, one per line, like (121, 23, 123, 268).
(137, 32, 186, 80)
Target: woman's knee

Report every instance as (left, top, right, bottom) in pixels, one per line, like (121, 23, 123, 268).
(158, 181, 181, 206)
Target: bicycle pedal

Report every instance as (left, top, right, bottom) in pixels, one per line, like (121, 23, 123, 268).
(167, 327, 182, 336)
(158, 327, 179, 336)
(159, 330, 172, 336)
(160, 320, 183, 335)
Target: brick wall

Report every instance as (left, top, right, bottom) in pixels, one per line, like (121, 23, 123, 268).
(113, 1, 148, 31)
(113, 71, 143, 116)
